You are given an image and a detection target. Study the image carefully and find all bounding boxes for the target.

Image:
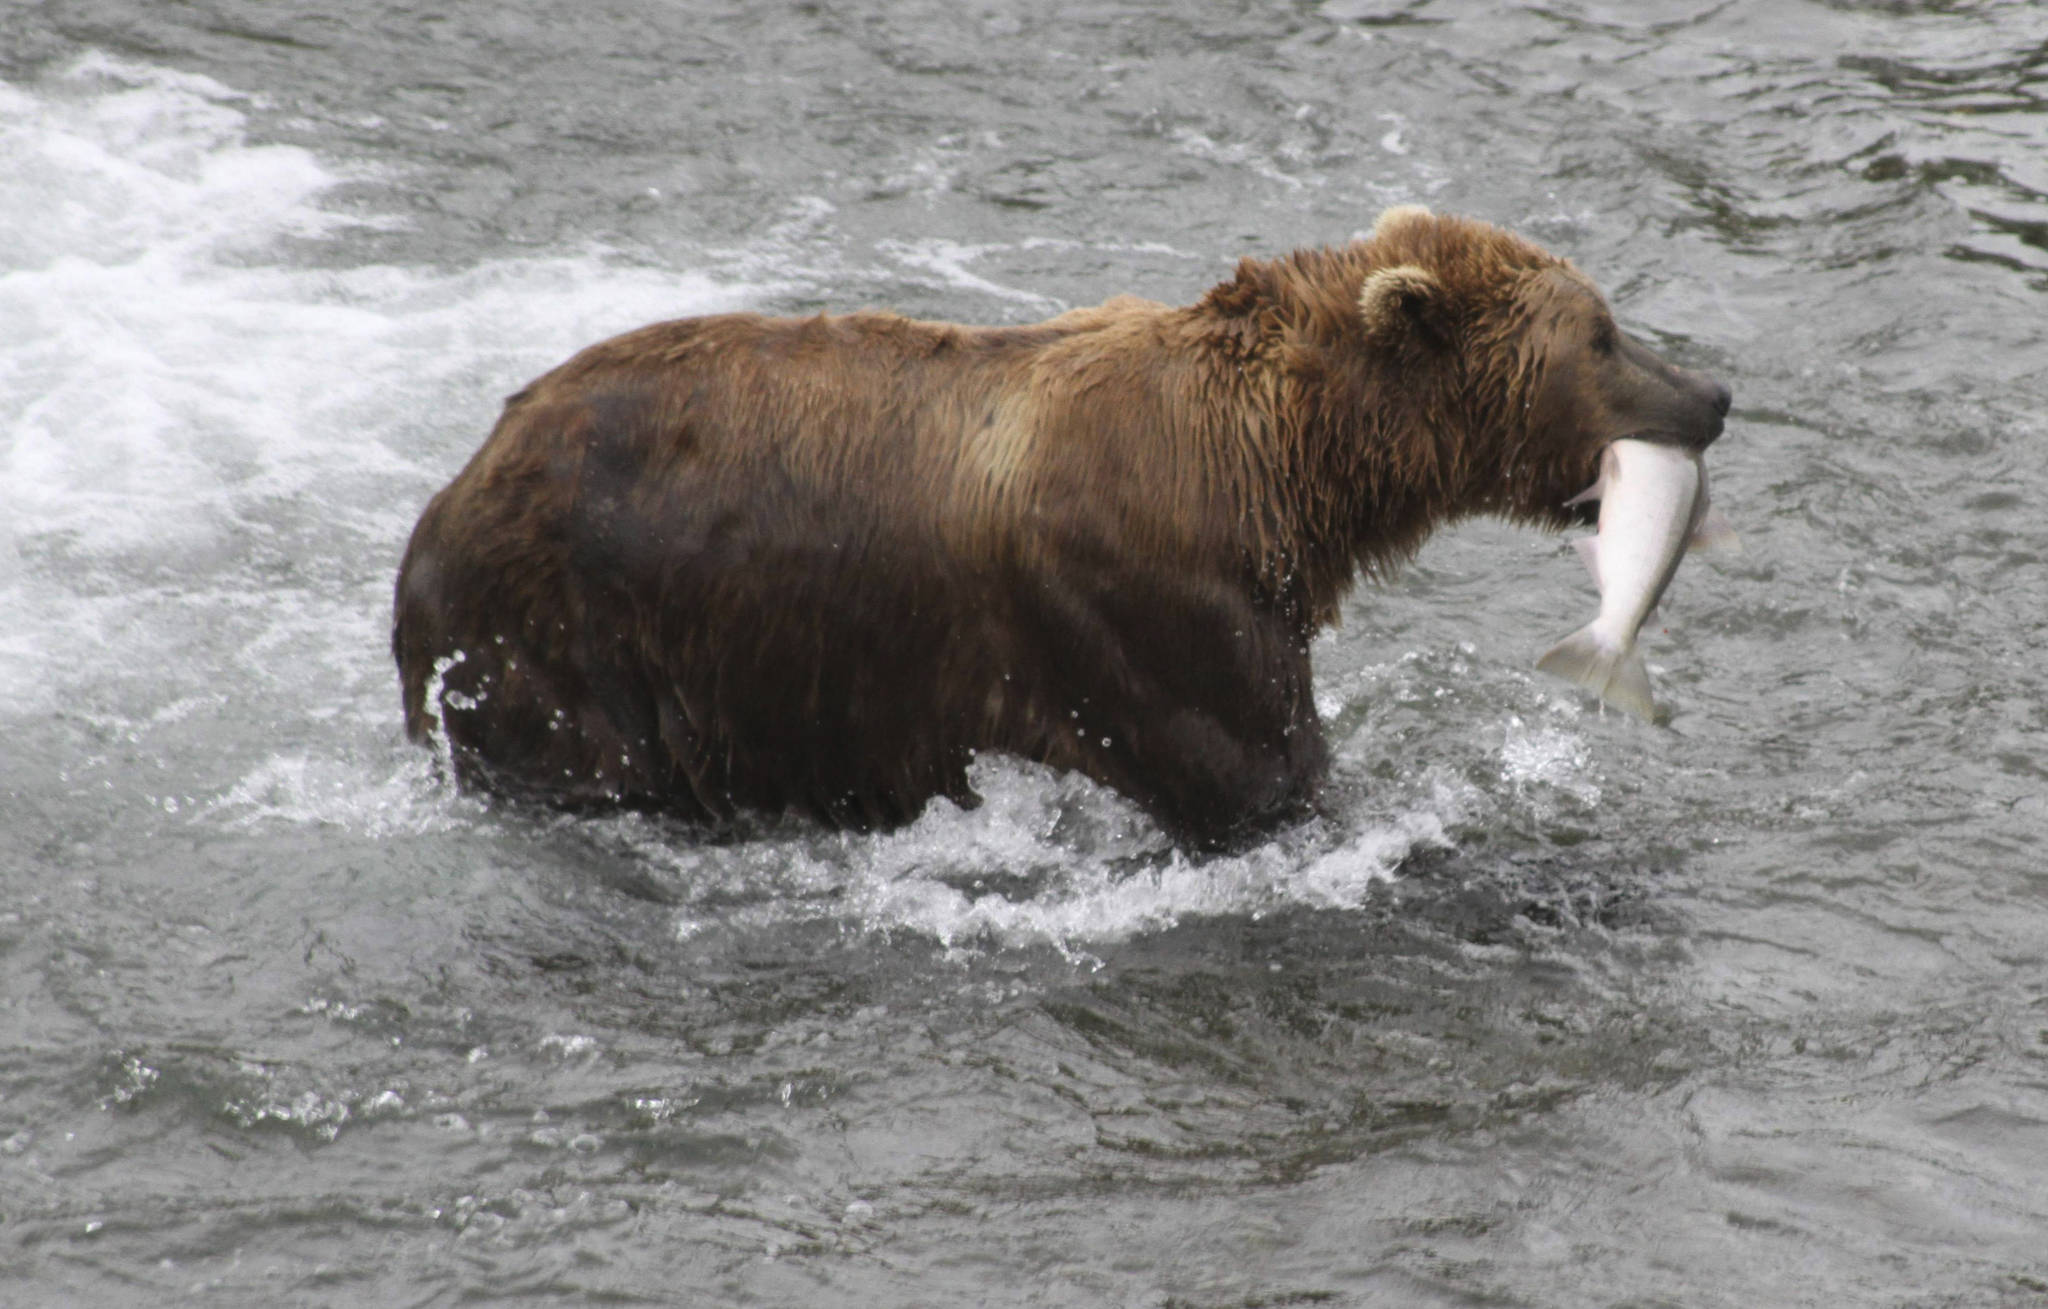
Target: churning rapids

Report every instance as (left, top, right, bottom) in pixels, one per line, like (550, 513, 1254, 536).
(4, 3, 2047, 1306)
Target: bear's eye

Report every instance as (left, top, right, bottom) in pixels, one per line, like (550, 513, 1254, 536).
(1591, 323, 1618, 356)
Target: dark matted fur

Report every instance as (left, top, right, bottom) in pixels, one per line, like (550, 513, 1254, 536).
(393, 207, 1728, 846)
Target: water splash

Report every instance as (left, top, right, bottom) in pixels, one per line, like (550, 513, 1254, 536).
(208, 750, 479, 838)
(599, 758, 1476, 954)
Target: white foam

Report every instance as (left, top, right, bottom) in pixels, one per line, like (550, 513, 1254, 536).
(875, 237, 1064, 308)
(208, 750, 481, 838)
(1168, 127, 1318, 193)
(1499, 713, 1603, 810)
(1378, 112, 1410, 156)
(840, 808, 1447, 952)
(622, 759, 1474, 953)
(0, 54, 768, 716)
(0, 55, 360, 270)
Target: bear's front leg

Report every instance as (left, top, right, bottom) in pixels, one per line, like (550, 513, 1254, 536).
(1012, 564, 1329, 849)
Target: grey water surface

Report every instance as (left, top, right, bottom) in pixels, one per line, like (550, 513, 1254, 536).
(3, 2, 2047, 1305)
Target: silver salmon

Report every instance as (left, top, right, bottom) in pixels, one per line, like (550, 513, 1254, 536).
(1536, 438, 1737, 720)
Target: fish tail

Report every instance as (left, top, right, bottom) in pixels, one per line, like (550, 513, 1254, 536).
(1535, 627, 1657, 721)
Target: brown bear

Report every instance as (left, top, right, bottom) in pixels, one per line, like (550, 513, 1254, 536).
(392, 206, 1729, 848)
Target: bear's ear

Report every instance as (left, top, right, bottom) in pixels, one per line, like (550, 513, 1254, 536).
(1358, 264, 1449, 345)
(1369, 204, 1433, 241)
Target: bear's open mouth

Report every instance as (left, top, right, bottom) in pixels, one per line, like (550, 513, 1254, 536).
(1618, 407, 1727, 453)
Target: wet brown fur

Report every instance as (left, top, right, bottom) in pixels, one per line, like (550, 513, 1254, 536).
(393, 208, 1728, 847)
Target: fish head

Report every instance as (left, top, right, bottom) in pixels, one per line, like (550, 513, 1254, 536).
(1507, 267, 1731, 526)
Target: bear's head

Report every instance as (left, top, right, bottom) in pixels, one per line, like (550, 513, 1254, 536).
(1359, 206, 1731, 528)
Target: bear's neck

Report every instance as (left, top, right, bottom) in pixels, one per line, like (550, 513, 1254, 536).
(1183, 244, 1493, 631)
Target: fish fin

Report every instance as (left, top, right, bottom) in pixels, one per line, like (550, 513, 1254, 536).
(1564, 445, 1618, 507)
(1689, 507, 1742, 554)
(1571, 535, 1601, 587)
(1536, 627, 1657, 722)
(1602, 648, 1657, 721)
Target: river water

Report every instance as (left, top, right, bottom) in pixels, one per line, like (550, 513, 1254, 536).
(3, 2, 2046, 1305)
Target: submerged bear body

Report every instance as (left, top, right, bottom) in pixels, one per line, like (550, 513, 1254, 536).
(393, 208, 1729, 847)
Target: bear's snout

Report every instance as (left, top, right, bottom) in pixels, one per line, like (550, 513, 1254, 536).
(1691, 373, 1732, 449)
